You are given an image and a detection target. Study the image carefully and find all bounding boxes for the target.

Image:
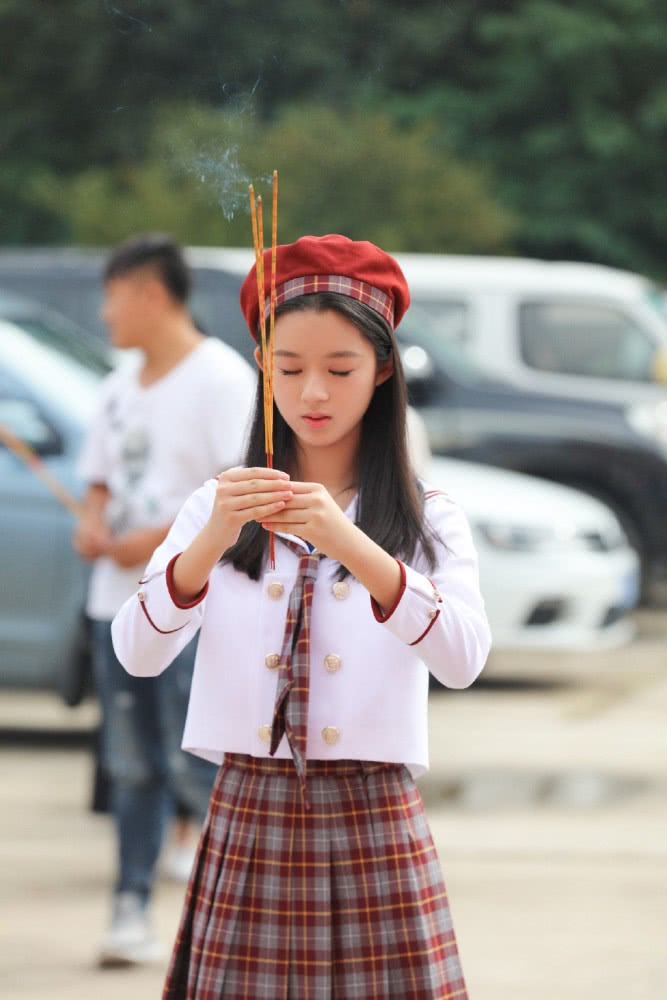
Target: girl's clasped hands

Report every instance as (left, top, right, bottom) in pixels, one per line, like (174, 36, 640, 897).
(213, 466, 354, 557)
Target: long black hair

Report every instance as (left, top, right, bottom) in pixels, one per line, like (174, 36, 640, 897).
(223, 292, 437, 579)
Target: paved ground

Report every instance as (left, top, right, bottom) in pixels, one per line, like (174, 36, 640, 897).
(1, 610, 665, 999)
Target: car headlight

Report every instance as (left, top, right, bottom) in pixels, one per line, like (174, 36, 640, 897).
(626, 401, 667, 449)
(475, 522, 560, 551)
(476, 519, 626, 553)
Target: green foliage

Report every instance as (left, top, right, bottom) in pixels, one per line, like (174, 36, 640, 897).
(33, 104, 514, 252)
(255, 107, 514, 252)
(30, 164, 232, 247)
(382, 0, 667, 273)
(3, 1, 667, 273)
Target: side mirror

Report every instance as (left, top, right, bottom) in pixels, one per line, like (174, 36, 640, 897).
(652, 346, 667, 385)
(0, 397, 63, 457)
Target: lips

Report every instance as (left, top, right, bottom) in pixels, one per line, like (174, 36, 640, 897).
(302, 414, 332, 426)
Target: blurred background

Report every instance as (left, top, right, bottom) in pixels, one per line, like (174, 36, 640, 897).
(1, 2, 666, 998)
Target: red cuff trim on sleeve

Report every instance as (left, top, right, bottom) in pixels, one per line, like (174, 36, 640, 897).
(138, 595, 188, 635)
(408, 608, 441, 646)
(165, 553, 209, 609)
(371, 559, 407, 623)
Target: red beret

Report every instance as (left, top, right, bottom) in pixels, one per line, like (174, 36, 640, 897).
(239, 234, 410, 341)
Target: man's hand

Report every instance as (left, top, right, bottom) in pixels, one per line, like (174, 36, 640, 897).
(72, 520, 112, 561)
(72, 483, 111, 561)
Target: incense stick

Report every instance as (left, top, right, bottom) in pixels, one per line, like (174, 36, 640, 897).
(0, 422, 84, 518)
(249, 172, 279, 568)
(268, 170, 278, 453)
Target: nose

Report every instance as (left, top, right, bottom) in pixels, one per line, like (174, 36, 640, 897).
(301, 371, 329, 405)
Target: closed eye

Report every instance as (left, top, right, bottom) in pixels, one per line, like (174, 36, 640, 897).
(277, 368, 353, 377)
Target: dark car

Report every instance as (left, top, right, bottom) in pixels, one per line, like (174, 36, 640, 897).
(3, 248, 667, 594)
(397, 312, 667, 595)
(0, 247, 250, 358)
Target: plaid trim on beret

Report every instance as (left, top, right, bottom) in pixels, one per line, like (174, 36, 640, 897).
(240, 234, 410, 340)
(270, 275, 394, 325)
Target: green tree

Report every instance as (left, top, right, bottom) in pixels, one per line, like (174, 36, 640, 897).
(253, 106, 513, 252)
(5, 0, 667, 274)
(381, 1, 667, 275)
(34, 104, 513, 252)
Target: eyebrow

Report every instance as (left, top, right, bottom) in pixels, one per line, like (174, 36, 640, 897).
(274, 350, 363, 358)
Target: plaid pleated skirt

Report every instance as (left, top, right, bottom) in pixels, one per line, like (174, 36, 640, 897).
(163, 754, 468, 1000)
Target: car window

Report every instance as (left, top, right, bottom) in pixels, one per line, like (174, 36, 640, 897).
(0, 268, 109, 345)
(644, 286, 667, 325)
(7, 315, 112, 376)
(1, 321, 103, 422)
(189, 267, 254, 361)
(400, 305, 492, 384)
(0, 396, 58, 451)
(404, 297, 470, 345)
(519, 301, 656, 381)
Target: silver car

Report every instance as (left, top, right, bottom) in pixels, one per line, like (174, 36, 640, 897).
(0, 292, 110, 703)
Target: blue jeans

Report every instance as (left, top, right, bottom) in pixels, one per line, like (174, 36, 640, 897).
(91, 620, 217, 905)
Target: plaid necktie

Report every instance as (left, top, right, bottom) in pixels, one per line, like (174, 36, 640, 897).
(270, 539, 322, 807)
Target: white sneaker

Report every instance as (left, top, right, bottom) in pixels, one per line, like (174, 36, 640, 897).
(97, 891, 167, 968)
(162, 841, 198, 883)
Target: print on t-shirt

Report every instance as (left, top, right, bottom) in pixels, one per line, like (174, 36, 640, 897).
(105, 391, 156, 535)
(77, 337, 257, 619)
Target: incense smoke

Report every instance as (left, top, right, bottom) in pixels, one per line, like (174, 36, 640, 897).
(167, 82, 269, 222)
(163, 127, 267, 223)
(104, 2, 152, 33)
(103, 0, 265, 223)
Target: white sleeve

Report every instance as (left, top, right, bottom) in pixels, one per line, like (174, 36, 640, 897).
(111, 481, 216, 677)
(370, 493, 491, 688)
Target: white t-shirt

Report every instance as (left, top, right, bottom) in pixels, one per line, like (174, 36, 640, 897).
(77, 337, 256, 620)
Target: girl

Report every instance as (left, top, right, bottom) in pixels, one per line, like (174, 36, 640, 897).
(112, 233, 491, 999)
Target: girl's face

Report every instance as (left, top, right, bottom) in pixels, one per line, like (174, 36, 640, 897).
(255, 308, 393, 453)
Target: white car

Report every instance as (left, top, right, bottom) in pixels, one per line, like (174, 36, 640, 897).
(427, 455, 640, 650)
(396, 253, 667, 407)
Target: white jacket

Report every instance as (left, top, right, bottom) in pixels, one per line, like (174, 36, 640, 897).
(111, 479, 491, 777)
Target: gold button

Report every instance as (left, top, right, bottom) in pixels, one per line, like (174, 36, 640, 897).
(332, 581, 349, 600)
(267, 581, 284, 600)
(324, 654, 341, 673)
(428, 608, 438, 620)
(137, 590, 145, 602)
(265, 653, 280, 670)
(321, 726, 340, 746)
(433, 588, 442, 602)
(258, 724, 272, 743)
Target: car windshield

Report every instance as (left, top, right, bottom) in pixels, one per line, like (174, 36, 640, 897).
(5, 313, 112, 376)
(399, 305, 492, 384)
(1, 320, 105, 422)
(644, 286, 667, 326)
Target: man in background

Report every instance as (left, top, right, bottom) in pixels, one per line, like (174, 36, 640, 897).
(73, 233, 256, 967)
